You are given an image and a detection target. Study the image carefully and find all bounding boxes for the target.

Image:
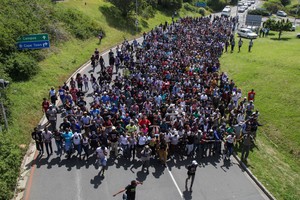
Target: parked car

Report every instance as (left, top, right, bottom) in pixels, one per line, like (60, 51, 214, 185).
(238, 6, 246, 13)
(221, 6, 231, 17)
(276, 10, 287, 17)
(237, 28, 258, 39)
(238, 2, 244, 6)
(291, 24, 296, 31)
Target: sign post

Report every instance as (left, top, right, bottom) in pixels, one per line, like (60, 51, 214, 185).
(17, 33, 50, 50)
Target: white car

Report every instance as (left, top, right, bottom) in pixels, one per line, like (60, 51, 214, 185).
(237, 28, 258, 39)
(238, 6, 246, 13)
(238, 2, 244, 6)
(276, 10, 287, 17)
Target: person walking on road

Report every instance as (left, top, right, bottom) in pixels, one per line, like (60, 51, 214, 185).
(42, 127, 53, 157)
(32, 127, 44, 155)
(140, 145, 152, 173)
(113, 180, 143, 200)
(185, 160, 198, 192)
(95, 145, 109, 177)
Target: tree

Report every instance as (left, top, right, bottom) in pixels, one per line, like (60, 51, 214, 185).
(280, 0, 291, 7)
(108, 0, 135, 17)
(263, 18, 292, 39)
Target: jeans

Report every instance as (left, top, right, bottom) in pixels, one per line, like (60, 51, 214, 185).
(44, 141, 53, 156)
(55, 140, 63, 155)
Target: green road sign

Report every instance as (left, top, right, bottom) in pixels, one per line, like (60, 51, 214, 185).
(17, 34, 49, 42)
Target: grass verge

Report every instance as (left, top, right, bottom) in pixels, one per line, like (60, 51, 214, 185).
(220, 30, 300, 200)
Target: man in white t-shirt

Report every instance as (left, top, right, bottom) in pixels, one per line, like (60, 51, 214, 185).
(72, 132, 82, 160)
(95, 145, 109, 177)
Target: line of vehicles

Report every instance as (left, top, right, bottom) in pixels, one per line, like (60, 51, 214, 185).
(237, 0, 256, 13)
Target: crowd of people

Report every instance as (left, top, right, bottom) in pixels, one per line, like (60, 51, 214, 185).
(32, 15, 261, 178)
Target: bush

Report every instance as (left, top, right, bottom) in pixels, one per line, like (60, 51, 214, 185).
(141, 5, 156, 19)
(248, 8, 272, 16)
(263, 0, 284, 13)
(5, 53, 39, 81)
(207, 0, 227, 12)
(199, 7, 205, 16)
(0, 136, 22, 200)
(183, 2, 198, 12)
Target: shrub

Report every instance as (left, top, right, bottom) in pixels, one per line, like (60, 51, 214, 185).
(248, 8, 272, 16)
(141, 5, 156, 19)
(183, 2, 198, 12)
(5, 53, 39, 81)
(207, 0, 227, 12)
(263, 0, 284, 13)
(199, 7, 205, 16)
(0, 136, 22, 200)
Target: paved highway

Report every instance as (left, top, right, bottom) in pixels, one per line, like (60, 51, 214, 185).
(24, 38, 270, 200)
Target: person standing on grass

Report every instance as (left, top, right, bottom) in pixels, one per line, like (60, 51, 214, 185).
(238, 38, 243, 52)
(113, 180, 143, 200)
(247, 89, 256, 102)
(248, 39, 253, 52)
(230, 39, 235, 53)
(185, 160, 198, 192)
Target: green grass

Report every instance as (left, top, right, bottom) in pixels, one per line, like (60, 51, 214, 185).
(220, 30, 300, 200)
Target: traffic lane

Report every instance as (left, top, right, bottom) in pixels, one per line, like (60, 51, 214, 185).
(29, 154, 183, 200)
(170, 155, 268, 200)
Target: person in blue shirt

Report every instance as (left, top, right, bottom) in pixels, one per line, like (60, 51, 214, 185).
(90, 106, 100, 119)
(101, 92, 110, 103)
(62, 128, 73, 159)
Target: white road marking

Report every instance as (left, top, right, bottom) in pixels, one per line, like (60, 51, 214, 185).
(167, 168, 183, 198)
(75, 168, 82, 200)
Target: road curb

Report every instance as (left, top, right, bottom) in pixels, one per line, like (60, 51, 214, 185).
(233, 153, 276, 200)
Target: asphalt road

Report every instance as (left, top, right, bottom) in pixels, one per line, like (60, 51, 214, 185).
(24, 38, 270, 200)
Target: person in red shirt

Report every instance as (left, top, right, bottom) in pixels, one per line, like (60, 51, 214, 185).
(248, 89, 256, 102)
(42, 98, 50, 113)
(139, 116, 151, 128)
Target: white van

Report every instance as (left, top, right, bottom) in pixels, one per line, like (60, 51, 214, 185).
(221, 6, 231, 17)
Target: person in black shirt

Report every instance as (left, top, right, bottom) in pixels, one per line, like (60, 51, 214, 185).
(185, 160, 198, 192)
(32, 127, 44, 155)
(113, 180, 143, 200)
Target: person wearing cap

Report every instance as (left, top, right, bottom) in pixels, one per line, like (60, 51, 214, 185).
(113, 180, 143, 200)
(185, 160, 198, 192)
